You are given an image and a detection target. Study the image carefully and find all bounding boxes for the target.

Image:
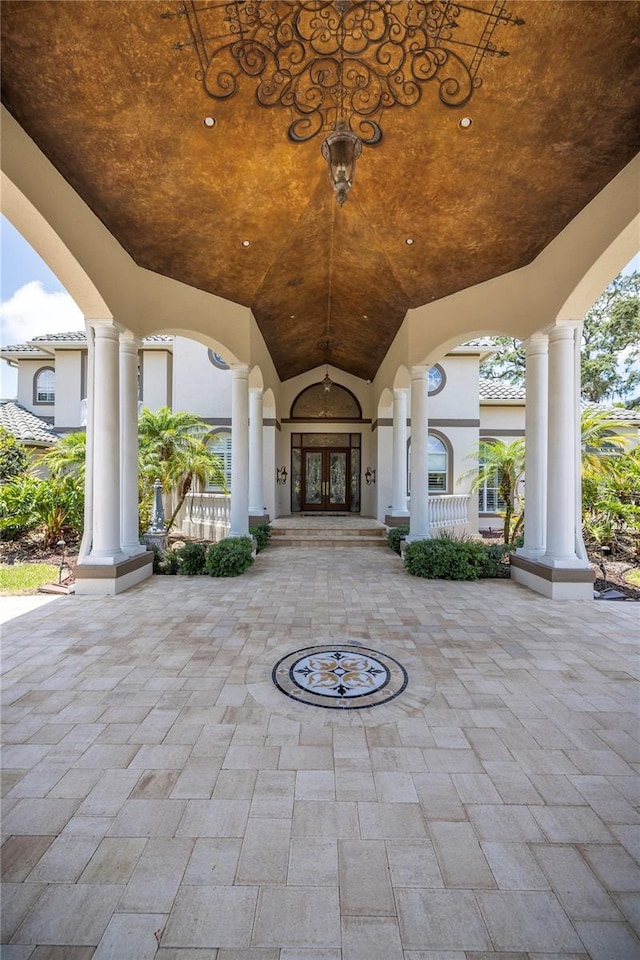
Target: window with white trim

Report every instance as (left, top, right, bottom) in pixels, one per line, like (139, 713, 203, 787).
(35, 367, 55, 404)
(477, 441, 506, 513)
(206, 431, 232, 492)
(407, 433, 450, 494)
(428, 434, 448, 492)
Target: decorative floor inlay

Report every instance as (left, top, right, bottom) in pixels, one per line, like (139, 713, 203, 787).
(272, 644, 408, 709)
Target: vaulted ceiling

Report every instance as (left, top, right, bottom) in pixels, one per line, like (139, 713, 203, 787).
(1, 1, 639, 381)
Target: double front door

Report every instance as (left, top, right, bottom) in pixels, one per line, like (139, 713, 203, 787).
(302, 447, 350, 511)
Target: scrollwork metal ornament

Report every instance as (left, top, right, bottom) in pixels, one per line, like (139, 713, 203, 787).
(165, 0, 524, 144)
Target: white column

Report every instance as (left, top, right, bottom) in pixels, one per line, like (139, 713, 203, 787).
(249, 387, 265, 517)
(78, 321, 95, 561)
(391, 388, 409, 516)
(88, 320, 125, 563)
(518, 332, 548, 558)
(120, 332, 145, 555)
(544, 322, 586, 566)
(407, 364, 430, 541)
(229, 363, 250, 538)
(574, 321, 589, 562)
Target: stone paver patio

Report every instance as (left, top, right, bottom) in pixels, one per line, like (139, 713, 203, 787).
(1, 545, 639, 959)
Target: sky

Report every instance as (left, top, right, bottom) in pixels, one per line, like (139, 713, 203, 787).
(1, 212, 639, 399)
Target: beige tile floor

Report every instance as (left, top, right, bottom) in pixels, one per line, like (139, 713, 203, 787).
(1, 544, 639, 960)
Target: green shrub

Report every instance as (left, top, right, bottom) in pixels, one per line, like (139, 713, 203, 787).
(387, 525, 409, 555)
(176, 541, 208, 575)
(249, 523, 271, 553)
(151, 544, 179, 575)
(0, 428, 29, 481)
(205, 536, 254, 577)
(0, 474, 83, 544)
(403, 535, 487, 581)
(479, 542, 512, 579)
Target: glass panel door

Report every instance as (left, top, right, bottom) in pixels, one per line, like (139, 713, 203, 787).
(304, 451, 323, 506)
(328, 451, 347, 508)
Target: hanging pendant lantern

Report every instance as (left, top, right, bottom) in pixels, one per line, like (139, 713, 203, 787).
(322, 365, 333, 393)
(321, 121, 362, 205)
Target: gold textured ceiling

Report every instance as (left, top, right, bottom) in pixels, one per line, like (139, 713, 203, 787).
(1, 1, 639, 381)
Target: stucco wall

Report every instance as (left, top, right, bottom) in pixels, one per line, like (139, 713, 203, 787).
(54, 350, 83, 428)
(172, 337, 232, 420)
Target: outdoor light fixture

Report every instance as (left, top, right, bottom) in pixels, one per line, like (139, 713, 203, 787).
(365, 467, 376, 485)
(321, 120, 362, 206)
(166, 1, 523, 204)
(322, 366, 334, 394)
(276, 466, 288, 485)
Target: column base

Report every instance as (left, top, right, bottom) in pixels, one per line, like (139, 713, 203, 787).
(75, 551, 154, 596)
(385, 514, 410, 527)
(249, 513, 270, 526)
(515, 546, 546, 561)
(121, 542, 147, 557)
(510, 554, 593, 600)
(86, 549, 128, 565)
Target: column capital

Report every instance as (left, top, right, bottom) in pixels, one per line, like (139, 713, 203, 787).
(229, 362, 250, 378)
(249, 385, 263, 397)
(393, 386, 409, 400)
(86, 318, 123, 340)
(409, 363, 429, 380)
(119, 330, 142, 351)
(544, 320, 581, 340)
(523, 332, 548, 355)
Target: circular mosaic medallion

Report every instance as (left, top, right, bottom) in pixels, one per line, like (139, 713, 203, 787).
(272, 645, 408, 710)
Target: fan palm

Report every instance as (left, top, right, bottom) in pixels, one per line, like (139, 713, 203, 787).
(466, 439, 526, 544)
(40, 431, 86, 479)
(138, 406, 226, 532)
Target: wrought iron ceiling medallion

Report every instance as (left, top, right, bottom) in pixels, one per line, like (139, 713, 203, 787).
(165, 1, 523, 201)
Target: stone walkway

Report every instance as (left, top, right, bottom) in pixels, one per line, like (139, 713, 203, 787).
(1, 546, 639, 959)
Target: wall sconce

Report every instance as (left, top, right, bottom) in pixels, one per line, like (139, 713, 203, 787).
(276, 466, 288, 485)
(364, 467, 376, 485)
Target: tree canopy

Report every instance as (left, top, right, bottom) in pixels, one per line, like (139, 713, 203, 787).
(480, 270, 640, 404)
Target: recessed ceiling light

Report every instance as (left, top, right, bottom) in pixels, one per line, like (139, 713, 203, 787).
(405, 237, 414, 245)
(241, 239, 251, 247)
(289, 315, 295, 320)
(458, 117, 473, 129)
(362, 314, 368, 319)
(203, 116, 216, 128)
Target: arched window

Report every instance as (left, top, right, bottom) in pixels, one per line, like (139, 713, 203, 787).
(290, 382, 362, 420)
(407, 432, 451, 494)
(34, 367, 55, 404)
(477, 440, 506, 513)
(428, 434, 448, 492)
(206, 430, 232, 492)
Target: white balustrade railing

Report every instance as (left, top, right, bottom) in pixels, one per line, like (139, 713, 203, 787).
(428, 494, 470, 531)
(176, 492, 231, 541)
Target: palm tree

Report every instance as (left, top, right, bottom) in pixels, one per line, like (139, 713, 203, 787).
(138, 406, 226, 532)
(40, 430, 87, 479)
(580, 406, 629, 484)
(466, 439, 526, 545)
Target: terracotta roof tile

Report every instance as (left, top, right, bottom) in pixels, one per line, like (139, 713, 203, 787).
(0, 400, 59, 444)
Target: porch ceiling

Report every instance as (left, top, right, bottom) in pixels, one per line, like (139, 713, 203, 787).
(1, 1, 639, 382)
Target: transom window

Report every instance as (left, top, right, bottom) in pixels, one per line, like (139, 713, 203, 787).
(206, 431, 232, 492)
(35, 367, 55, 404)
